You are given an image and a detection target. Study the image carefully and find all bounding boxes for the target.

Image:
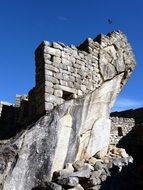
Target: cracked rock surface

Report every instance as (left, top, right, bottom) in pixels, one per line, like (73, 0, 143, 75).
(0, 31, 136, 190)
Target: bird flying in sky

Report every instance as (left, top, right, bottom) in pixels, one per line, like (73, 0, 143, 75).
(108, 19, 112, 24)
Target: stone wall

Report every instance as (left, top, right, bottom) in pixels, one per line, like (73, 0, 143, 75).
(0, 31, 137, 189)
(110, 110, 143, 164)
(0, 101, 12, 117)
(110, 117, 135, 145)
(0, 30, 136, 128)
(34, 39, 102, 115)
(15, 94, 28, 107)
(33, 31, 135, 116)
(111, 108, 143, 124)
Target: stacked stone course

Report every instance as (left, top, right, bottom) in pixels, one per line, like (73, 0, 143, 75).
(34, 39, 102, 115)
(33, 31, 135, 116)
(0, 31, 136, 125)
(0, 31, 138, 190)
(110, 117, 135, 145)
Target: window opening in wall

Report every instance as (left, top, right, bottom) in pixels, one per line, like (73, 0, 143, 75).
(62, 91, 74, 100)
(118, 127, 123, 136)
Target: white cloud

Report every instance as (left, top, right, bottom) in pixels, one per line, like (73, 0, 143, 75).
(112, 97, 143, 112)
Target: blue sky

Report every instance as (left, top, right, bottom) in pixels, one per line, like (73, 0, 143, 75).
(0, 0, 143, 111)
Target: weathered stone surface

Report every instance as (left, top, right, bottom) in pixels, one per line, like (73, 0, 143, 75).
(73, 160, 85, 171)
(67, 184, 84, 190)
(54, 90, 63, 97)
(56, 176, 79, 188)
(71, 164, 93, 179)
(48, 151, 139, 190)
(45, 102, 54, 111)
(99, 61, 116, 81)
(0, 32, 135, 127)
(1, 72, 133, 190)
(110, 116, 135, 145)
(0, 31, 136, 190)
(44, 46, 61, 57)
(34, 30, 136, 116)
(36, 182, 62, 190)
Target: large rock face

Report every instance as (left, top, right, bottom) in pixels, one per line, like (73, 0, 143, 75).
(0, 31, 135, 190)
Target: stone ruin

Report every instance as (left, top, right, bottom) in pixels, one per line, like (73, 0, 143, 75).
(0, 31, 137, 190)
(0, 31, 135, 127)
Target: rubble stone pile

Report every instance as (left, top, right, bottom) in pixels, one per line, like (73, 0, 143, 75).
(33, 147, 136, 190)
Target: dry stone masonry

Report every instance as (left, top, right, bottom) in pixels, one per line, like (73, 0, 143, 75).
(33, 31, 135, 117)
(110, 117, 135, 145)
(0, 31, 136, 125)
(0, 31, 136, 190)
(110, 109, 143, 166)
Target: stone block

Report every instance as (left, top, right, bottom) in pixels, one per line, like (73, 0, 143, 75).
(72, 73, 81, 78)
(81, 85, 86, 92)
(61, 69, 71, 75)
(76, 78, 82, 84)
(62, 58, 72, 66)
(60, 80, 68, 86)
(67, 66, 74, 72)
(72, 50, 80, 59)
(45, 86, 54, 94)
(71, 165, 93, 179)
(45, 64, 59, 73)
(74, 82, 81, 90)
(67, 184, 84, 190)
(45, 102, 54, 111)
(56, 177, 79, 188)
(86, 83, 94, 91)
(73, 63, 81, 69)
(55, 97, 64, 105)
(99, 60, 117, 81)
(69, 76, 75, 82)
(53, 62, 68, 70)
(43, 40, 51, 46)
(45, 75, 59, 84)
(81, 65, 85, 71)
(45, 93, 64, 105)
(67, 81, 74, 88)
(52, 56, 62, 63)
(77, 69, 85, 76)
(62, 51, 70, 60)
(45, 81, 54, 87)
(45, 94, 57, 103)
(77, 90, 83, 96)
(54, 73, 63, 80)
(45, 70, 53, 76)
(63, 74, 70, 81)
(92, 75, 99, 82)
(44, 53, 51, 60)
(69, 57, 76, 63)
(52, 42, 63, 50)
(79, 52, 84, 59)
(54, 90, 63, 98)
(64, 47, 73, 54)
(54, 85, 77, 94)
(70, 44, 77, 50)
(44, 59, 52, 64)
(93, 67, 99, 73)
(44, 46, 61, 57)
(43, 182, 62, 190)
